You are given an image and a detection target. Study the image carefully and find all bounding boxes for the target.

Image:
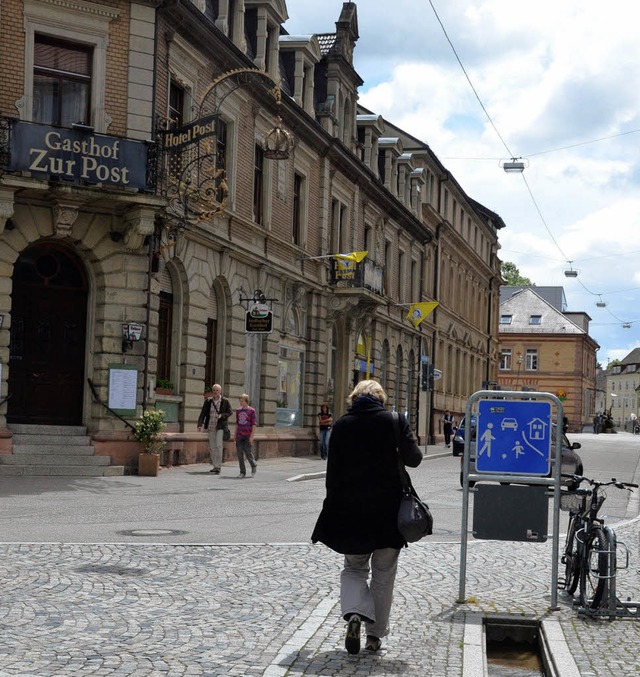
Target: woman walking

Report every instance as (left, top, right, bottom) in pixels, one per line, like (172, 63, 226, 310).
(317, 401, 333, 460)
(311, 380, 422, 655)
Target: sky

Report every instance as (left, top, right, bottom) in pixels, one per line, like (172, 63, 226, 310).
(283, 0, 640, 366)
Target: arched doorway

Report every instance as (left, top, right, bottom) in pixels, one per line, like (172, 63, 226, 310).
(8, 243, 88, 425)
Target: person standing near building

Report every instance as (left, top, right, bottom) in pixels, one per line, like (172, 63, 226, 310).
(317, 401, 333, 460)
(311, 380, 422, 655)
(442, 410, 455, 448)
(197, 384, 232, 474)
(234, 394, 257, 478)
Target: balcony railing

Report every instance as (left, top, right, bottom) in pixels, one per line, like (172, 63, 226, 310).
(328, 258, 385, 296)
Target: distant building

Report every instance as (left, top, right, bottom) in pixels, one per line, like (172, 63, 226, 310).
(498, 287, 599, 432)
(607, 349, 640, 430)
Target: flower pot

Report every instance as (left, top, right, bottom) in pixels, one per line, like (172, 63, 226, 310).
(138, 452, 160, 477)
(155, 388, 174, 395)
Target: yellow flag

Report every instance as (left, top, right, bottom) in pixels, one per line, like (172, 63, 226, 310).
(334, 250, 368, 263)
(406, 301, 439, 327)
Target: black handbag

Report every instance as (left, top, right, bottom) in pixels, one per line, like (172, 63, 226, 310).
(392, 412, 433, 541)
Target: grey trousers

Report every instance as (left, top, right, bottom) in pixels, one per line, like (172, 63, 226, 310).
(207, 428, 224, 470)
(235, 437, 257, 475)
(340, 548, 400, 639)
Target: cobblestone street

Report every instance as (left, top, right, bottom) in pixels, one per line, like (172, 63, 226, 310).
(1, 520, 639, 675)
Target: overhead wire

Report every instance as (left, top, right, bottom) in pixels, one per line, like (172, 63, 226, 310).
(427, 0, 514, 159)
(427, 0, 634, 330)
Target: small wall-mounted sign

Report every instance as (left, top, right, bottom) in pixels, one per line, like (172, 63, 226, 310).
(245, 305, 273, 334)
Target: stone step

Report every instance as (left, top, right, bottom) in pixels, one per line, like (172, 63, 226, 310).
(5, 424, 124, 477)
(11, 444, 95, 455)
(11, 435, 92, 447)
(8, 424, 88, 436)
(0, 464, 124, 477)
(0, 454, 111, 466)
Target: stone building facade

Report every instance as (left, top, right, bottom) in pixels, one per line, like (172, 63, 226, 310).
(0, 0, 503, 473)
(605, 349, 640, 430)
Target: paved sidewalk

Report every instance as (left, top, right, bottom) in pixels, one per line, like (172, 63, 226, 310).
(0, 451, 639, 675)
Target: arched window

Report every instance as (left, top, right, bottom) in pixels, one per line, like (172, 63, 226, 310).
(395, 345, 403, 412)
(205, 281, 227, 388)
(380, 339, 389, 390)
(407, 349, 416, 428)
(157, 267, 175, 385)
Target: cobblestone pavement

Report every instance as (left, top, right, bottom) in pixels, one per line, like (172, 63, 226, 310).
(1, 521, 640, 676)
(1, 444, 640, 676)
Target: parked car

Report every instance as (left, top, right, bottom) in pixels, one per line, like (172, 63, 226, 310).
(459, 425, 583, 489)
(452, 415, 476, 457)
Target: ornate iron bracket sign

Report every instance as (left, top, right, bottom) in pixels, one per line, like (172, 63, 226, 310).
(156, 68, 293, 230)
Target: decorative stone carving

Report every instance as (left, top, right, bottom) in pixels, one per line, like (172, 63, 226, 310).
(327, 295, 377, 324)
(0, 187, 15, 235)
(123, 207, 155, 251)
(52, 201, 80, 238)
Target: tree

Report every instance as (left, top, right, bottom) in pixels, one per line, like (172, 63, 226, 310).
(501, 261, 532, 286)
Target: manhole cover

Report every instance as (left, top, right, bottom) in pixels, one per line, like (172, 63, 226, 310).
(116, 529, 188, 537)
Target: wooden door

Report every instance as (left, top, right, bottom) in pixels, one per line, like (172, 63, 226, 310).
(8, 244, 88, 425)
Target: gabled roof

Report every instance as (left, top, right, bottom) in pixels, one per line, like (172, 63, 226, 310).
(499, 288, 584, 334)
(620, 347, 640, 365)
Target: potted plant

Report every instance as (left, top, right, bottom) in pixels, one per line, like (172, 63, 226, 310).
(155, 378, 174, 395)
(134, 408, 167, 476)
(203, 385, 212, 397)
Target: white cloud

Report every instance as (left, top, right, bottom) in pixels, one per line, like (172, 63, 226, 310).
(285, 0, 640, 363)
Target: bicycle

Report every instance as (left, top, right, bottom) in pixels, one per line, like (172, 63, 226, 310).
(560, 474, 638, 617)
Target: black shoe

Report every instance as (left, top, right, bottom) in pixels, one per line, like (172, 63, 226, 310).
(210, 468, 220, 474)
(345, 614, 361, 655)
(365, 635, 381, 652)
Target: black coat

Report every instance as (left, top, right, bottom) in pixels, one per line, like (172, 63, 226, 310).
(311, 397, 422, 554)
(197, 396, 232, 430)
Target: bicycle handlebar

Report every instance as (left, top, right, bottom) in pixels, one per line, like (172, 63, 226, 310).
(561, 473, 638, 491)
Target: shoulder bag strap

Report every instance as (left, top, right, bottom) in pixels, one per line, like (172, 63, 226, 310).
(392, 412, 411, 492)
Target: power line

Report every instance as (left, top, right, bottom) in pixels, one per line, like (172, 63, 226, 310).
(428, 0, 637, 331)
(427, 0, 514, 159)
(525, 127, 640, 158)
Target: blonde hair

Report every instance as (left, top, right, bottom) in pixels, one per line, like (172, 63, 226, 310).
(348, 379, 387, 404)
(239, 394, 250, 404)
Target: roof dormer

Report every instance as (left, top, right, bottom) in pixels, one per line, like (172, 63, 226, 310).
(279, 35, 321, 116)
(377, 137, 403, 196)
(244, 0, 288, 81)
(356, 113, 384, 173)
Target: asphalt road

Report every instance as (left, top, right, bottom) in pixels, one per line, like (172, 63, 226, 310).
(0, 432, 637, 545)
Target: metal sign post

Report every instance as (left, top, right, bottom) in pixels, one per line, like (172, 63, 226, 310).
(457, 390, 563, 611)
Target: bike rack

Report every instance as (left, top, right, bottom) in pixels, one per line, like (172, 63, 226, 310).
(576, 527, 640, 619)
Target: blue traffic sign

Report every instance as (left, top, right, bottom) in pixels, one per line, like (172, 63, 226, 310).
(476, 400, 552, 475)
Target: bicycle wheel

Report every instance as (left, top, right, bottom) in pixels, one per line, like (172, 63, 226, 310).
(579, 526, 608, 609)
(562, 517, 580, 594)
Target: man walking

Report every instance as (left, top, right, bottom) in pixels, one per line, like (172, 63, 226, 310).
(197, 384, 232, 474)
(235, 394, 257, 478)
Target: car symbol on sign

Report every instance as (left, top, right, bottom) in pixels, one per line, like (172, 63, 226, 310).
(501, 417, 518, 431)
